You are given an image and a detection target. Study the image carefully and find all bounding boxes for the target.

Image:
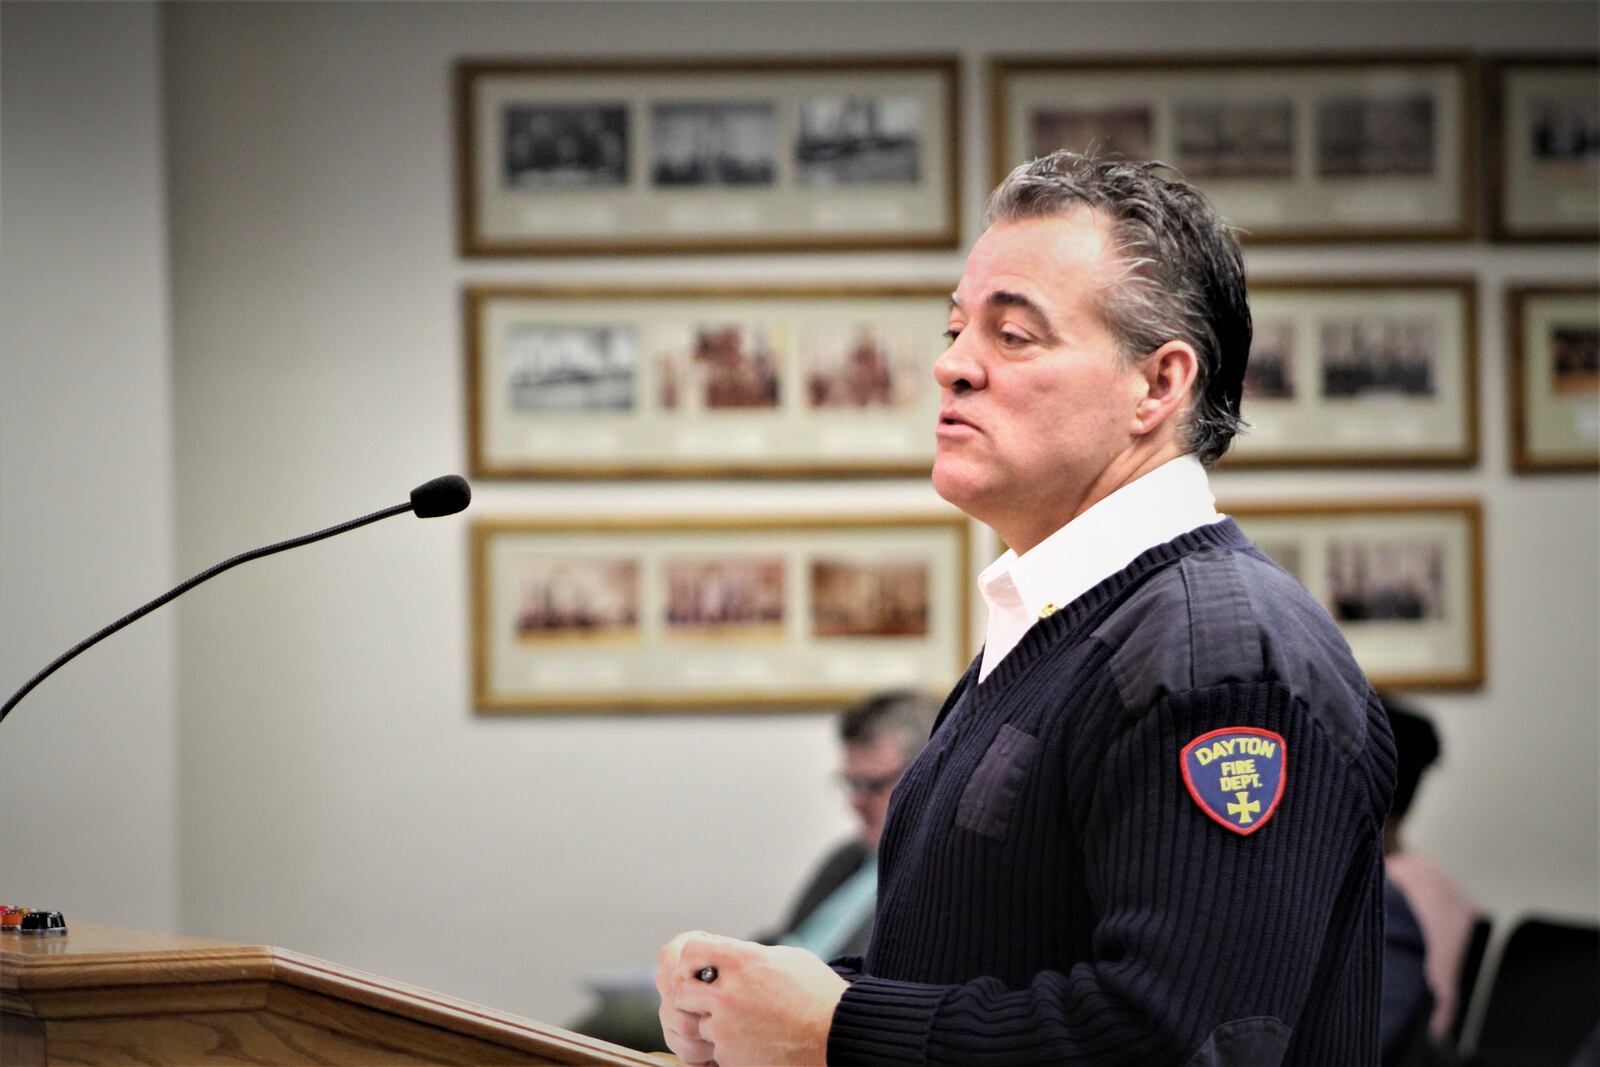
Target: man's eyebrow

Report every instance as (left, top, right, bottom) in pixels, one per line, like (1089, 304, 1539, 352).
(988, 289, 1051, 323)
(949, 290, 1052, 320)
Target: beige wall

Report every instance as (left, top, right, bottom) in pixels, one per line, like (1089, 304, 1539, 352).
(3, 0, 1596, 1035)
(0, 1, 179, 932)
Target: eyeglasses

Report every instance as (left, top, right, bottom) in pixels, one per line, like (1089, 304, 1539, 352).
(836, 766, 908, 798)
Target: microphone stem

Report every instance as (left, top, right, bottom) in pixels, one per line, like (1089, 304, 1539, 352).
(0, 500, 414, 727)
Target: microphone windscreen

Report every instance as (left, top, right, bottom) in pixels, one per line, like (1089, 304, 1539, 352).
(410, 474, 471, 518)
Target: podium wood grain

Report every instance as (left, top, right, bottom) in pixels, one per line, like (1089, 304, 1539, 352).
(0, 921, 661, 1065)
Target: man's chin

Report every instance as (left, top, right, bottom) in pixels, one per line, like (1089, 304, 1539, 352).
(931, 463, 990, 516)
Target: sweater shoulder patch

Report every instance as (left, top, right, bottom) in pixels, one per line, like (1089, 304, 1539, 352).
(1094, 548, 1264, 715)
(1094, 547, 1372, 762)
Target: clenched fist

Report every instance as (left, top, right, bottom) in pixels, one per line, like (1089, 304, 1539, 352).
(655, 930, 848, 1066)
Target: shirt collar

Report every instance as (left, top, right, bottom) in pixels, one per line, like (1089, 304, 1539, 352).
(979, 454, 1221, 620)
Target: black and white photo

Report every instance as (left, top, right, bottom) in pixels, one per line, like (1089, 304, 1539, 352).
(795, 96, 921, 185)
(1327, 539, 1445, 623)
(1316, 94, 1435, 178)
(651, 101, 776, 186)
(1530, 94, 1600, 170)
(502, 103, 628, 188)
(1321, 318, 1437, 398)
(505, 323, 636, 412)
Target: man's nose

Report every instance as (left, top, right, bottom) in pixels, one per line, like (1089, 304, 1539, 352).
(934, 334, 985, 393)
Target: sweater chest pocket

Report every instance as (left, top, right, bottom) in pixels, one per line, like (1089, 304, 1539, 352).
(955, 724, 1039, 840)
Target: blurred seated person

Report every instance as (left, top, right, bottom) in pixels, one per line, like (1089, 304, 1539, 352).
(1383, 875, 1436, 1066)
(1383, 692, 1479, 1051)
(568, 688, 939, 1052)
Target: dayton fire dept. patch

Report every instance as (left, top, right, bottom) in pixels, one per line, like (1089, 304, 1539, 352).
(1180, 727, 1287, 836)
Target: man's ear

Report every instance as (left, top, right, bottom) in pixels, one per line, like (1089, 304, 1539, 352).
(1132, 341, 1199, 436)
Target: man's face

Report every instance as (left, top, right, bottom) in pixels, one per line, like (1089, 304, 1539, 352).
(841, 733, 909, 849)
(933, 210, 1143, 552)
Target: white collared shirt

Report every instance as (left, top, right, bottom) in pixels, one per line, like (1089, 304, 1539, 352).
(977, 454, 1224, 681)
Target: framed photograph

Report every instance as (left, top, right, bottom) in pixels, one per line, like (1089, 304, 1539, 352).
(1486, 56, 1599, 241)
(1228, 500, 1484, 689)
(466, 284, 950, 478)
(1508, 284, 1600, 472)
(991, 55, 1475, 242)
(472, 514, 973, 712)
(1224, 278, 1478, 467)
(456, 57, 960, 255)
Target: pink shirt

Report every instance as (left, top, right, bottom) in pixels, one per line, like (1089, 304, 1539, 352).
(1387, 851, 1479, 1041)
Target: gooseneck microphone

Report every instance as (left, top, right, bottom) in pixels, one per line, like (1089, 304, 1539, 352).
(0, 475, 471, 727)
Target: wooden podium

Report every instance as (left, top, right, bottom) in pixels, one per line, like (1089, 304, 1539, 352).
(0, 921, 666, 1065)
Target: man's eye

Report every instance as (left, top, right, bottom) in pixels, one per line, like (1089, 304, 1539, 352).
(999, 330, 1028, 346)
(943, 328, 961, 342)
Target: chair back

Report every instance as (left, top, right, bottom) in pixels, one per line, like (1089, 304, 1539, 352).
(1469, 915, 1599, 1065)
(1448, 915, 1493, 1054)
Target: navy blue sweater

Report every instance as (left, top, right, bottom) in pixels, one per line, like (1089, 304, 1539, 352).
(827, 520, 1397, 1066)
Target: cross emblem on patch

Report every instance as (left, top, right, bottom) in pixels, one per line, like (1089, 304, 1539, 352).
(1226, 792, 1261, 825)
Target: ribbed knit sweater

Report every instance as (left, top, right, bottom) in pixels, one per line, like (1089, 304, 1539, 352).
(826, 519, 1397, 1066)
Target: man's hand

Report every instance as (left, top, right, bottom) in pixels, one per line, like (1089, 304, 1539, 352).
(655, 930, 848, 1066)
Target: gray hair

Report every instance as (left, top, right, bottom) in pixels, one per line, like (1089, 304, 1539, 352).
(984, 150, 1252, 466)
(839, 689, 941, 762)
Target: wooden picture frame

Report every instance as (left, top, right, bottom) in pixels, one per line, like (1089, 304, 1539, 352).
(1508, 284, 1600, 472)
(1224, 277, 1479, 468)
(1227, 499, 1485, 689)
(1485, 55, 1599, 242)
(465, 284, 952, 479)
(472, 513, 973, 712)
(991, 54, 1476, 242)
(456, 56, 961, 255)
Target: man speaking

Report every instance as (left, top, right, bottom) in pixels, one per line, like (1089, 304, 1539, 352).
(655, 151, 1396, 1066)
